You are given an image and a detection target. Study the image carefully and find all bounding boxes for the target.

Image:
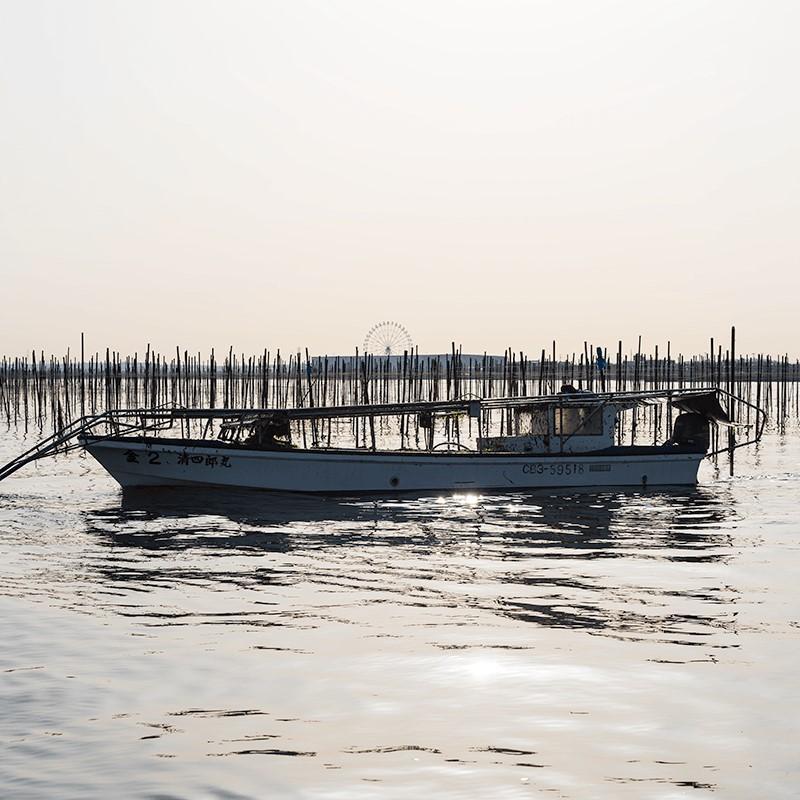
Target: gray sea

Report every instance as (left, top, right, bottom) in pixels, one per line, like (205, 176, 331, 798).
(0, 426, 798, 799)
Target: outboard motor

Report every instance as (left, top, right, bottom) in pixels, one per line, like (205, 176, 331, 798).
(669, 413, 710, 452)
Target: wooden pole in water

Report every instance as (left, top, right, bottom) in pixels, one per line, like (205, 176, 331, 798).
(80, 333, 85, 418)
(728, 326, 736, 475)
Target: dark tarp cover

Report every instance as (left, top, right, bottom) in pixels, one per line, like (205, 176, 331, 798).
(672, 391, 731, 424)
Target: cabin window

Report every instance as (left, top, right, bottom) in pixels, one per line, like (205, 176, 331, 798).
(553, 406, 603, 436)
(515, 408, 549, 436)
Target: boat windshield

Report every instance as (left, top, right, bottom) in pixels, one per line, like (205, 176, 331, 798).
(553, 406, 603, 436)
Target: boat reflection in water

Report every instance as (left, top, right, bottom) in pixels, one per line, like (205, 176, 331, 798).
(81, 484, 738, 644)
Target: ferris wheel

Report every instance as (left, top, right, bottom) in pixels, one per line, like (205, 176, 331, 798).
(363, 321, 414, 357)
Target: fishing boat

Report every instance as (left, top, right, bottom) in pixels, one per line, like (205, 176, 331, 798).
(0, 387, 764, 493)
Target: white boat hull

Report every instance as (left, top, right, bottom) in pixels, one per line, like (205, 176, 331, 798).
(83, 438, 704, 493)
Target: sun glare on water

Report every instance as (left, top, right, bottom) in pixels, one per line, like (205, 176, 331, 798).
(466, 657, 503, 682)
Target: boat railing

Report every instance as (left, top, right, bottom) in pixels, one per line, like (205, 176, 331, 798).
(0, 404, 180, 482)
(704, 386, 768, 457)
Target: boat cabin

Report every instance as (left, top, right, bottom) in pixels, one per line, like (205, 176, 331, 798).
(478, 401, 619, 454)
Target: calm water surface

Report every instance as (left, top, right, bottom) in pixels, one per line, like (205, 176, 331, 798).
(1, 429, 798, 799)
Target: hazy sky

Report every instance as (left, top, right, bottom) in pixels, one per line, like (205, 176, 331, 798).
(1, 1, 798, 358)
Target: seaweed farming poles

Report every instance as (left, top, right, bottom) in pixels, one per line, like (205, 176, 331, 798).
(0, 339, 798, 432)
